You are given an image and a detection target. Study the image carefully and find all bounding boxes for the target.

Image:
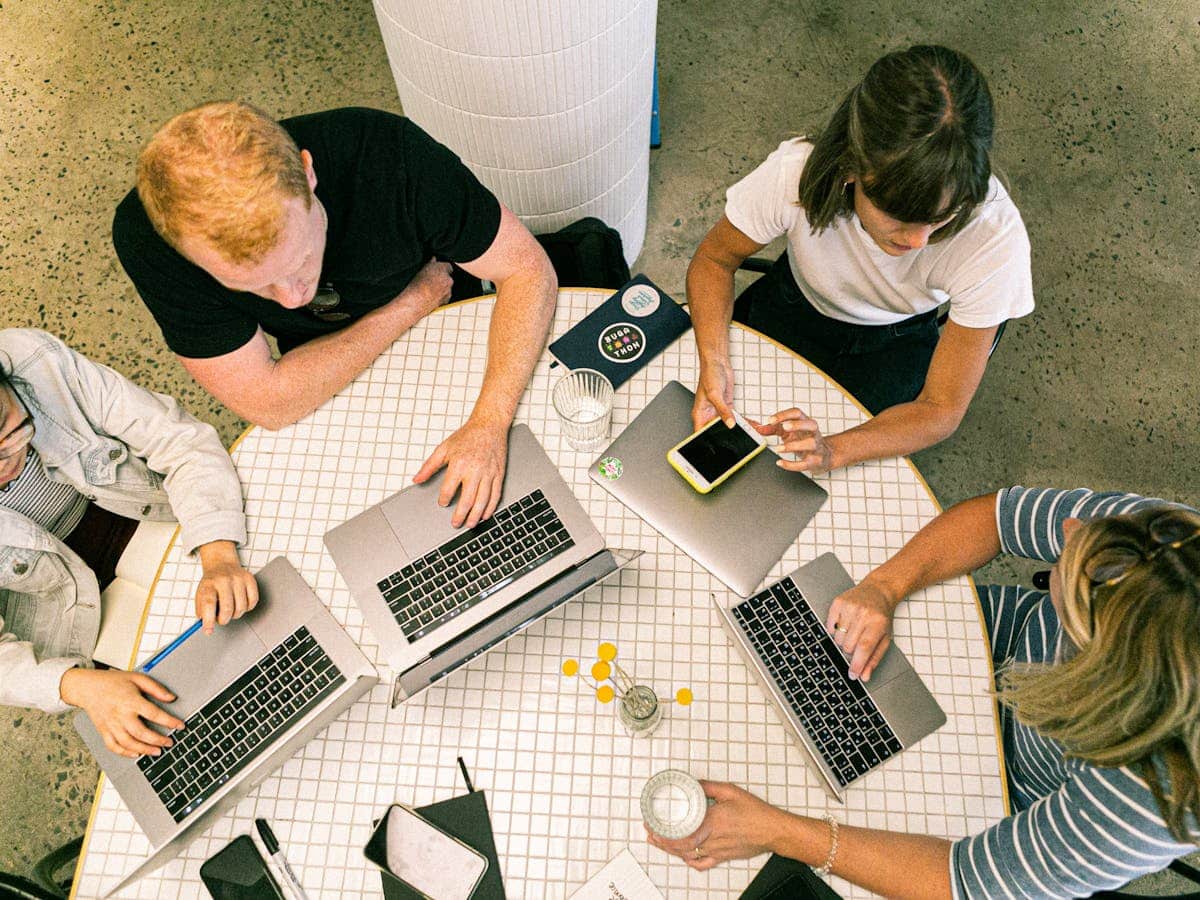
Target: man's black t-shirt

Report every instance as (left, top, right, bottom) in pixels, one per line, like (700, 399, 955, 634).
(112, 108, 502, 358)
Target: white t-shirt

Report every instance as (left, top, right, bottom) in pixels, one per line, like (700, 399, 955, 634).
(725, 139, 1035, 328)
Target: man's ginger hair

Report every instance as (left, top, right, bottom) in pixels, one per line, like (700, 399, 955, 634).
(136, 101, 311, 265)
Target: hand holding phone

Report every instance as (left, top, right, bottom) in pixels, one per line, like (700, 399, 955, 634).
(365, 804, 488, 900)
(667, 411, 767, 494)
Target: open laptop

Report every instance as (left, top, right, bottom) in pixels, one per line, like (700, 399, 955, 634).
(75, 557, 378, 897)
(714, 553, 945, 801)
(589, 380, 828, 596)
(324, 424, 639, 703)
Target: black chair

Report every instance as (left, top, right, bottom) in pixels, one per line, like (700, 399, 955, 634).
(735, 255, 1008, 357)
(0, 836, 83, 900)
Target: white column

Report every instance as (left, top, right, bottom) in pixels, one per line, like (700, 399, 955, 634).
(372, 0, 658, 264)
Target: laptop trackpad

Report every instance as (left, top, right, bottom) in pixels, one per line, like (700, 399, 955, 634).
(142, 617, 265, 721)
(381, 477, 465, 556)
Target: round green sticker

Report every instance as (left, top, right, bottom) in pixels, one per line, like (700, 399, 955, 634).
(598, 456, 624, 480)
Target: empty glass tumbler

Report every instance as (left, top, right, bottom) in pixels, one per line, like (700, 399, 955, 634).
(552, 368, 614, 452)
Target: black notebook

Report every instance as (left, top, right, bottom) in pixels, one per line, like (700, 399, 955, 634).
(548, 274, 691, 389)
(378, 790, 505, 899)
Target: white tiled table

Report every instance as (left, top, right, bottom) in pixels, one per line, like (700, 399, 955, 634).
(72, 289, 1007, 899)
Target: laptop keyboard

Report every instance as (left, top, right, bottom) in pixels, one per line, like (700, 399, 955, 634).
(136, 626, 345, 822)
(376, 488, 575, 641)
(732, 577, 903, 787)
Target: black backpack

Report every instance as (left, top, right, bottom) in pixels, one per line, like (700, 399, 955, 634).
(535, 217, 631, 289)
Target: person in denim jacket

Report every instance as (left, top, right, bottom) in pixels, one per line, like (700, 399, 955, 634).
(0, 328, 254, 760)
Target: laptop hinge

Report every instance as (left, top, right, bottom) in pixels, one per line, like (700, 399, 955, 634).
(391, 550, 620, 708)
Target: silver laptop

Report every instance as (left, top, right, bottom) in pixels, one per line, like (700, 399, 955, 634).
(75, 557, 378, 897)
(589, 380, 828, 596)
(324, 424, 639, 704)
(715, 553, 945, 801)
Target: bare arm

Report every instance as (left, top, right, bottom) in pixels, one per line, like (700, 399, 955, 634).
(829, 490, 1001, 680)
(767, 319, 997, 472)
(178, 259, 453, 430)
(650, 781, 954, 900)
(455, 204, 558, 438)
(686, 215, 767, 428)
(412, 204, 558, 527)
(772, 806, 954, 899)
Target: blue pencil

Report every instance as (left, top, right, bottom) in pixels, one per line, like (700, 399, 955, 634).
(139, 620, 203, 673)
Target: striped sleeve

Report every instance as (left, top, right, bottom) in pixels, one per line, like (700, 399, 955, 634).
(975, 584, 1049, 665)
(995, 487, 1170, 563)
(951, 762, 1197, 898)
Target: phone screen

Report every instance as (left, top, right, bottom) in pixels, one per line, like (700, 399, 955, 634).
(364, 805, 487, 900)
(199, 835, 284, 900)
(677, 420, 762, 484)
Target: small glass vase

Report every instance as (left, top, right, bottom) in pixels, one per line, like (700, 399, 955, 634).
(618, 684, 662, 737)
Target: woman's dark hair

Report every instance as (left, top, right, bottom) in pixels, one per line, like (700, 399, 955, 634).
(798, 45, 995, 242)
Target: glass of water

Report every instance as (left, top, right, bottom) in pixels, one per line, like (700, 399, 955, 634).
(552, 368, 614, 452)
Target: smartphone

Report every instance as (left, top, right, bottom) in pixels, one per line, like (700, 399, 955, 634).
(667, 411, 767, 493)
(199, 835, 285, 900)
(364, 804, 488, 900)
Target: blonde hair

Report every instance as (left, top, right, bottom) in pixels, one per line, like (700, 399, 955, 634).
(999, 506, 1200, 842)
(136, 101, 311, 265)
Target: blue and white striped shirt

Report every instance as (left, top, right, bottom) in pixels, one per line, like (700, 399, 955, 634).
(951, 486, 1199, 898)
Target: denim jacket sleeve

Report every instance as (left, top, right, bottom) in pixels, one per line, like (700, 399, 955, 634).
(0, 514, 98, 712)
(58, 339, 247, 554)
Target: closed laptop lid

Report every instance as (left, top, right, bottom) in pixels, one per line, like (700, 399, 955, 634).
(589, 381, 828, 596)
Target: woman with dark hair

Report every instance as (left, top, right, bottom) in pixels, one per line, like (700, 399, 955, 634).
(688, 45, 1033, 473)
(649, 487, 1200, 897)
(0, 328, 255, 759)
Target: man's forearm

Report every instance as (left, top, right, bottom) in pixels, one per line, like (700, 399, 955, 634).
(249, 294, 432, 429)
(864, 491, 1001, 604)
(468, 266, 557, 427)
(825, 396, 965, 471)
(686, 254, 736, 365)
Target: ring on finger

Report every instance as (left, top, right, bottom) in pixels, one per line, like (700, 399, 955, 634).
(834, 623, 849, 633)
(692, 845, 705, 860)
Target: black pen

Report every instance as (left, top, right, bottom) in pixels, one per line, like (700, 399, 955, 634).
(255, 818, 310, 900)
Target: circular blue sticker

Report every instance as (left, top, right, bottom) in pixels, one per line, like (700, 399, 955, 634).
(621, 283, 661, 317)
(598, 322, 646, 364)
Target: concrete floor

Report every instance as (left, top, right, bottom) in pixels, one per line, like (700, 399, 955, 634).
(2, 0, 1197, 892)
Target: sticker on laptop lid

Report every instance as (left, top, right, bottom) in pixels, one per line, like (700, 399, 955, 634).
(597, 457, 624, 480)
(598, 323, 646, 364)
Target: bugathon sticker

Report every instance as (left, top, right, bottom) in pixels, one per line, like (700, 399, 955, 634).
(598, 323, 646, 364)
(620, 283, 661, 317)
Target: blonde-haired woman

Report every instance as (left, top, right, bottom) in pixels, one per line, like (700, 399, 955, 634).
(649, 486, 1200, 897)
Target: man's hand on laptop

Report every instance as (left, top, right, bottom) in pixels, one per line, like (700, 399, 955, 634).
(413, 416, 509, 529)
(60, 668, 185, 759)
(825, 578, 900, 682)
(196, 541, 259, 634)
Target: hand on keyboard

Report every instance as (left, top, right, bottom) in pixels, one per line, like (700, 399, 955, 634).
(826, 578, 900, 682)
(413, 417, 509, 529)
(61, 668, 184, 759)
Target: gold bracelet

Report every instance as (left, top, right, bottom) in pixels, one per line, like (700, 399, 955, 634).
(814, 813, 839, 877)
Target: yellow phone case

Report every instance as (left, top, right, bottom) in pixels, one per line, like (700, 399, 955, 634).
(667, 416, 767, 494)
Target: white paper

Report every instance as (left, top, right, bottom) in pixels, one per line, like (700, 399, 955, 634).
(570, 848, 665, 900)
